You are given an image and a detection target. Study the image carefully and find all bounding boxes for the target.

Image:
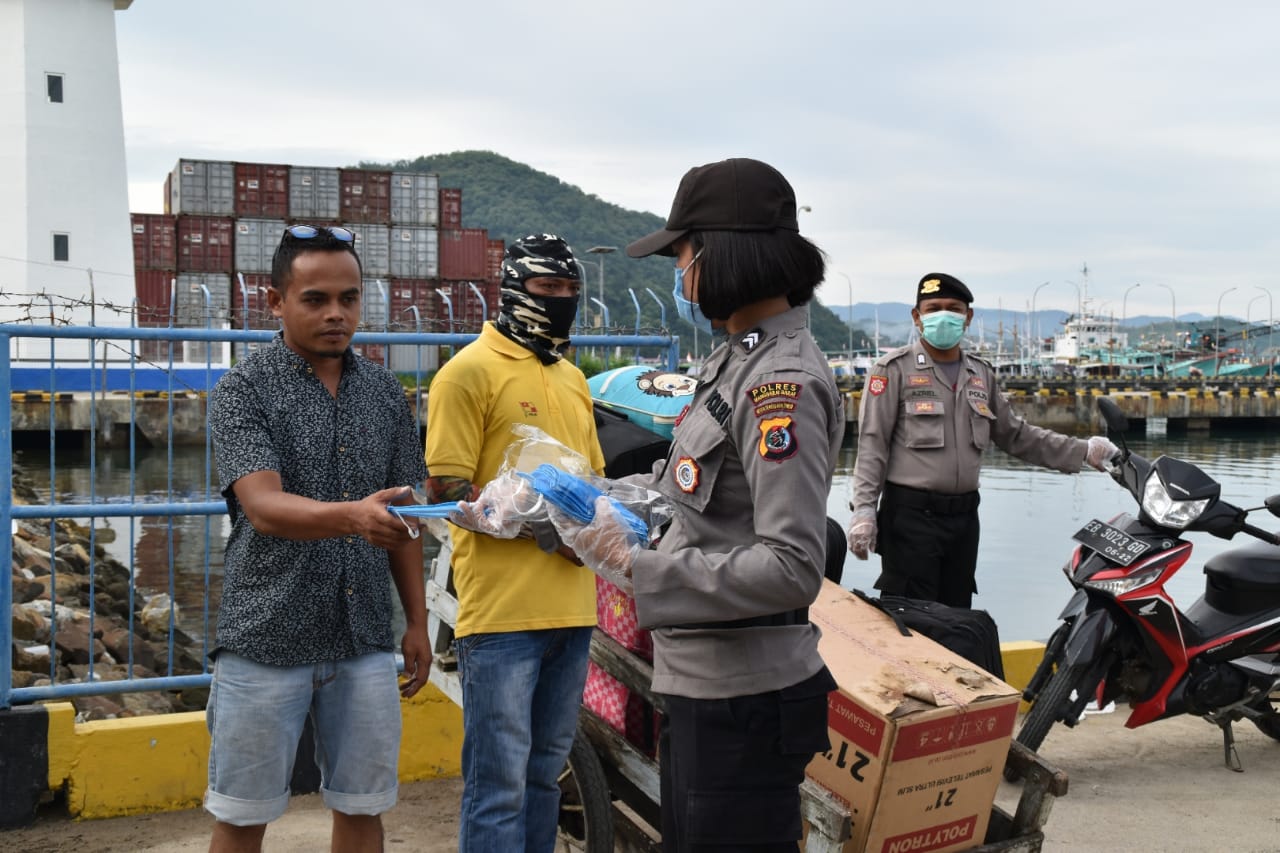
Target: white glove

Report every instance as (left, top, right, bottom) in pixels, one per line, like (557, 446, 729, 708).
(846, 507, 877, 560)
(1085, 435, 1120, 471)
(558, 495, 640, 594)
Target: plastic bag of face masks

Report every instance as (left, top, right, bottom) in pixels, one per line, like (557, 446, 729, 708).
(449, 423, 674, 548)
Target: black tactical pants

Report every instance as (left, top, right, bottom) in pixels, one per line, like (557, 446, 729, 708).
(874, 482, 981, 608)
(657, 666, 835, 852)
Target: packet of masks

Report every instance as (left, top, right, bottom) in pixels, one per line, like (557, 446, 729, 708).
(451, 423, 673, 550)
(388, 497, 460, 542)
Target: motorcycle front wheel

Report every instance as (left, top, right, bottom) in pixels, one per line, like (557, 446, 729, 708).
(1015, 661, 1093, 755)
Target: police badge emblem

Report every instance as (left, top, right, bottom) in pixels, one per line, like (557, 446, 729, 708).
(674, 456, 701, 493)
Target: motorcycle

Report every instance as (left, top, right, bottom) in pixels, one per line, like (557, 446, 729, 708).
(1013, 396, 1280, 774)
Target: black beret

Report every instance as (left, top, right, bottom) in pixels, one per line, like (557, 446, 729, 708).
(916, 272, 974, 305)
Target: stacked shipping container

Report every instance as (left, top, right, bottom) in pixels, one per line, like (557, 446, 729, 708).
(135, 159, 502, 363)
(234, 163, 289, 218)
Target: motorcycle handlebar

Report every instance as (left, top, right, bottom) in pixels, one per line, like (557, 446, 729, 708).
(1241, 523, 1280, 546)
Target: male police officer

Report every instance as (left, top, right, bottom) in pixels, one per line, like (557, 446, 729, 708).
(848, 272, 1116, 607)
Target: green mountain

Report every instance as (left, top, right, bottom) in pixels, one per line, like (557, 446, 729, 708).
(360, 150, 857, 356)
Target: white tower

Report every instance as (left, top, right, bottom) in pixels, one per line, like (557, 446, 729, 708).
(0, 0, 135, 363)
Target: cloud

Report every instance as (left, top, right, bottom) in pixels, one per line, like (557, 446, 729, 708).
(113, 1, 1280, 320)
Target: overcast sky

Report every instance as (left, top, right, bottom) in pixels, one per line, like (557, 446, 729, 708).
(116, 1, 1280, 321)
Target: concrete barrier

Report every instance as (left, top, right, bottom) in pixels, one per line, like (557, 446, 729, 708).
(1, 643, 1042, 826)
(0, 683, 462, 825)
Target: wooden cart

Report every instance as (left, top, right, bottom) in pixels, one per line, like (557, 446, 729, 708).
(424, 540, 1068, 852)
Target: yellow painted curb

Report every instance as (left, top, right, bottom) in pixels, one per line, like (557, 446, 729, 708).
(41, 682, 463, 820)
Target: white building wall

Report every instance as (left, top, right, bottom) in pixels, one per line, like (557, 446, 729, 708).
(0, 0, 135, 363)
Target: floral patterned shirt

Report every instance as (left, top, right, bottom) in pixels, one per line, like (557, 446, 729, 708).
(209, 334, 426, 666)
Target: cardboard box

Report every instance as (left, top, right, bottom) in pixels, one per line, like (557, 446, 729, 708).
(805, 582, 1019, 853)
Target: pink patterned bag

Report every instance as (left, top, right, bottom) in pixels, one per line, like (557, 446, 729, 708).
(583, 577, 658, 753)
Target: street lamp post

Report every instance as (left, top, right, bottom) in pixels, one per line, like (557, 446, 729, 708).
(1258, 285, 1274, 377)
(586, 245, 617, 324)
(837, 272, 853, 359)
(1247, 294, 1265, 348)
(1214, 287, 1237, 376)
(1154, 283, 1177, 347)
(1122, 282, 1141, 330)
(1030, 281, 1051, 371)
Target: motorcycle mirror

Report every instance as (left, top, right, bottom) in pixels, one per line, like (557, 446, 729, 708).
(1096, 396, 1129, 437)
(1266, 495, 1280, 519)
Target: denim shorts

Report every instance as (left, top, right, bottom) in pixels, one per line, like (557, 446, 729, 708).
(204, 651, 402, 826)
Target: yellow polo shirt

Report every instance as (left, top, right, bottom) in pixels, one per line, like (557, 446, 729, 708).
(426, 323, 603, 637)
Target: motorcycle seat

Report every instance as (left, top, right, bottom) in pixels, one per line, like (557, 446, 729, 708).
(1203, 541, 1280, 614)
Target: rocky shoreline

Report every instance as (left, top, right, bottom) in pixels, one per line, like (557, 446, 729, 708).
(9, 468, 209, 719)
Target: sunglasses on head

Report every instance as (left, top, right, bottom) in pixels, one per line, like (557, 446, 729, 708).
(284, 224, 355, 242)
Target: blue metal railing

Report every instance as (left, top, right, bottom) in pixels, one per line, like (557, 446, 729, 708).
(2, 323, 679, 709)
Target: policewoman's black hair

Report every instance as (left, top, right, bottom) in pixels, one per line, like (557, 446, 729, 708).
(688, 229, 827, 321)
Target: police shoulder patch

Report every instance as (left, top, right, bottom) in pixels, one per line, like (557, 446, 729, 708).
(757, 416, 799, 462)
(868, 375, 889, 396)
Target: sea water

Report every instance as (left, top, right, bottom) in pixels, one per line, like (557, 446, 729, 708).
(18, 429, 1280, 645)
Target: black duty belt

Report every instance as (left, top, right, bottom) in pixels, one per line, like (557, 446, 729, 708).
(884, 481, 980, 514)
(673, 608, 808, 631)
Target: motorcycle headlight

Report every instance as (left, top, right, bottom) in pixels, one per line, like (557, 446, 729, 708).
(1141, 471, 1210, 529)
(1084, 565, 1165, 596)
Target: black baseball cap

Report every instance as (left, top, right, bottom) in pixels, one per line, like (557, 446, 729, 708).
(625, 158, 800, 258)
(916, 272, 974, 305)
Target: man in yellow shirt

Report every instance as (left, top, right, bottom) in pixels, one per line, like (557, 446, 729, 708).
(425, 234, 603, 853)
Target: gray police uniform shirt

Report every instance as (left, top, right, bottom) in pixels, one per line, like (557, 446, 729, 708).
(209, 334, 427, 666)
(627, 305, 844, 700)
(852, 339, 1086, 513)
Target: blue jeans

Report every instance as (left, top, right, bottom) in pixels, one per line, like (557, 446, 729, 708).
(455, 627, 592, 853)
(204, 651, 402, 825)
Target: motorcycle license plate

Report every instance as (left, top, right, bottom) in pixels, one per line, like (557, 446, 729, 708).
(1072, 519, 1152, 566)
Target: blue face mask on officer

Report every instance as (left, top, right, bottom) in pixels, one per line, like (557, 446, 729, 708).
(672, 249, 713, 335)
(920, 310, 968, 350)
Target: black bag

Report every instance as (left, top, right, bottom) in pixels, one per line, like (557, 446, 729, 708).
(855, 591, 1005, 679)
(593, 402, 670, 479)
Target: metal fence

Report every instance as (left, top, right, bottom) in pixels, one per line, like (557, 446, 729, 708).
(2, 323, 679, 710)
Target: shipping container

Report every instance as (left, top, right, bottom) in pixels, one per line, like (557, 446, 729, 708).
(387, 340, 439, 375)
(340, 169, 392, 224)
(177, 215, 235, 273)
(438, 187, 462, 229)
(441, 280, 492, 330)
(174, 272, 232, 325)
(233, 218, 286, 274)
(134, 269, 175, 326)
(345, 223, 390, 278)
(230, 272, 275, 329)
(390, 172, 440, 226)
(386, 278, 441, 329)
(234, 162, 290, 219)
(131, 213, 177, 271)
(289, 166, 341, 222)
(133, 268, 176, 364)
(361, 277, 390, 330)
(389, 227, 439, 278)
(439, 227, 489, 281)
(486, 238, 504, 282)
(168, 159, 235, 216)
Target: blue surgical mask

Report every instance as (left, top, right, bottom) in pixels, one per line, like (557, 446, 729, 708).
(920, 310, 968, 350)
(673, 249, 713, 335)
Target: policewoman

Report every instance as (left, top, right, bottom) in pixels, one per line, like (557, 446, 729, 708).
(569, 158, 843, 852)
(848, 272, 1117, 608)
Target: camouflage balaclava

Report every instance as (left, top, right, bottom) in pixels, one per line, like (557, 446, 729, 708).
(495, 233, 582, 365)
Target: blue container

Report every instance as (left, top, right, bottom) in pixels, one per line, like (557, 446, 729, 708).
(588, 365, 698, 441)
